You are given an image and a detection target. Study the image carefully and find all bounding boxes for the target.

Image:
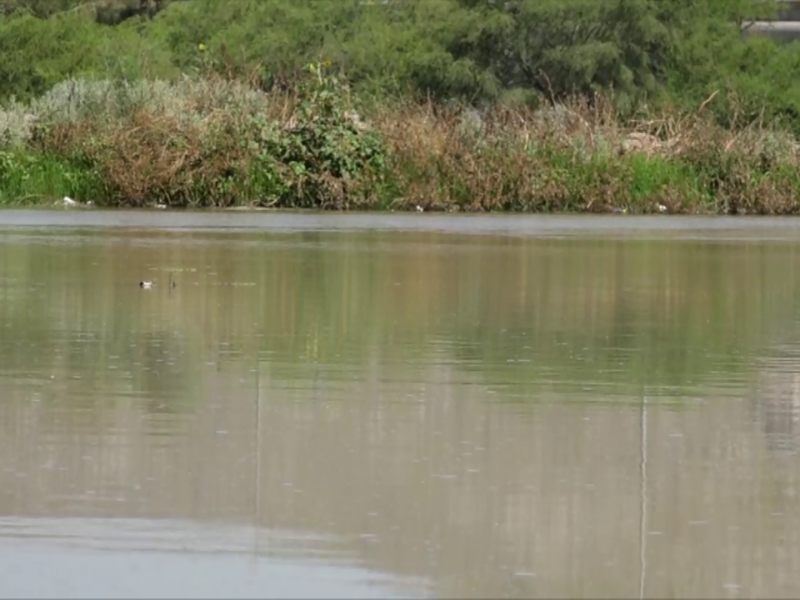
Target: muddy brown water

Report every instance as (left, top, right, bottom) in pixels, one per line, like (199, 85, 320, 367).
(2, 210, 800, 598)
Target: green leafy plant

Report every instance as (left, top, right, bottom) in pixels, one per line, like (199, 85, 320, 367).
(249, 63, 388, 208)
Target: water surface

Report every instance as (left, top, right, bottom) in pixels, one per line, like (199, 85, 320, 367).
(2, 210, 800, 598)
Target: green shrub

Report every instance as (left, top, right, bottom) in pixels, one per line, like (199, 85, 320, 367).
(249, 65, 388, 208)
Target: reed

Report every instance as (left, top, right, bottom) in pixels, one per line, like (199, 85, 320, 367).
(2, 75, 799, 213)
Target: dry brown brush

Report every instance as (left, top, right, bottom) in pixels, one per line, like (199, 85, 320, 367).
(3, 76, 800, 213)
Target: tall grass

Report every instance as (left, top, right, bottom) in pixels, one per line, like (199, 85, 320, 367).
(0, 150, 103, 205)
(1, 73, 800, 213)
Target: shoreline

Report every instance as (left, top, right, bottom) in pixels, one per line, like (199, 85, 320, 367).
(3, 76, 800, 215)
(4, 208, 800, 242)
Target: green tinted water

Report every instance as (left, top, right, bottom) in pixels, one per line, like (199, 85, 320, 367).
(1, 212, 800, 598)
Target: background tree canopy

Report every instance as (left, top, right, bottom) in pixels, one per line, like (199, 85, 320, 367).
(1, 0, 799, 130)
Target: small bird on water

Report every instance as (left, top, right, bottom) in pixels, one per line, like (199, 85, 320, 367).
(139, 274, 176, 290)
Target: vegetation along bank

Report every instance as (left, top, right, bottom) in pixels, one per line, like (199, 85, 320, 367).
(2, 0, 800, 214)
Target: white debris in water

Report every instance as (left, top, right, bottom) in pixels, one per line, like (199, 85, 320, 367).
(416, 205, 424, 212)
(62, 196, 78, 207)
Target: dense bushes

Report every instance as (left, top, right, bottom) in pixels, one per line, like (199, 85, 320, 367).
(1, 0, 799, 128)
(2, 0, 800, 212)
(2, 69, 800, 213)
(1, 70, 392, 208)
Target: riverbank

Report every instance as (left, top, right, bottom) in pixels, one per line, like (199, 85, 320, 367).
(2, 75, 799, 214)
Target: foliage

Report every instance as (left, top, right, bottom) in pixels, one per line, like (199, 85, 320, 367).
(0, 11, 175, 102)
(0, 148, 102, 205)
(3, 70, 390, 208)
(3, 0, 800, 210)
(2, 71, 800, 212)
(0, 0, 174, 22)
(248, 63, 388, 208)
(1, 0, 798, 130)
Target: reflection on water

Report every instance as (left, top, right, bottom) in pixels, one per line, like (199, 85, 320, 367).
(0, 517, 418, 599)
(3, 213, 800, 598)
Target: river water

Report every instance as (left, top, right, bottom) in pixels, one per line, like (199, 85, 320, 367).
(2, 210, 800, 598)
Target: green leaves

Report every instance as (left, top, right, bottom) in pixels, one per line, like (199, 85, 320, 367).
(248, 68, 388, 208)
(1, 0, 799, 133)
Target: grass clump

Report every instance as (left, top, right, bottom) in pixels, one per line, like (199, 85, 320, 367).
(0, 149, 103, 205)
